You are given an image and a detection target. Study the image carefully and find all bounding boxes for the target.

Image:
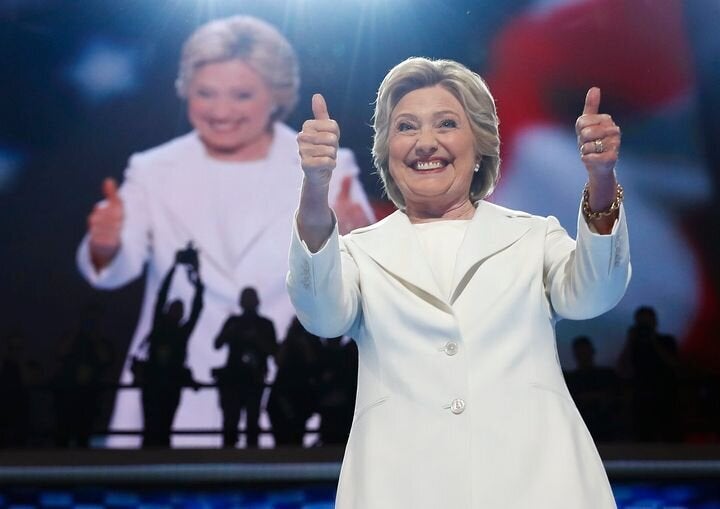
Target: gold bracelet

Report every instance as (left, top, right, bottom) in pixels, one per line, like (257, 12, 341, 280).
(582, 182, 624, 221)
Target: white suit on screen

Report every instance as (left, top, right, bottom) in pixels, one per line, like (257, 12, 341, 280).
(287, 199, 630, 508)
(77, 122, 373, 447)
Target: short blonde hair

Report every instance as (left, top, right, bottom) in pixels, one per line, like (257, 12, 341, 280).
(372, 57, 501, 209)
(176, 16, 299, 123)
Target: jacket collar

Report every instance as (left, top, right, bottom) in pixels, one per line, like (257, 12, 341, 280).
(348, 200, 533, 309)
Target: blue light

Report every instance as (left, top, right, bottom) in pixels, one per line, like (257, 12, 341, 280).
(39, 492, 73, 506)
(66, 38, 140, 102)
(0, 145, 25, 193)
(664, 484, 699, 502)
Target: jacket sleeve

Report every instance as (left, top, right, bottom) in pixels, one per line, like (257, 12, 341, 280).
(543, 202, 631, 320)
(286, 212, 362, 339)
(76, 155, 152, 289)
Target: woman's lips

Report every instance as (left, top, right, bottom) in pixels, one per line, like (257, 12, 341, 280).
(207, 120, 243, 132)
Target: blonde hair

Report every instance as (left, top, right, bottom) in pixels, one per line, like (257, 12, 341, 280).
(176, 16, 299, 123)
(372, 57, 500, 208)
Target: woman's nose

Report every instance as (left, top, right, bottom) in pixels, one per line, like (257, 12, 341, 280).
(415, 128, 438, 156)
(207, 98, 234, 119)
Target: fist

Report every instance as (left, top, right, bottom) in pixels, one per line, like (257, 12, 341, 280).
(87, 177, 124, 269)
(334, 176, 371, 235)
(297, 94, 339, 186)
(576, 87, 621, 178)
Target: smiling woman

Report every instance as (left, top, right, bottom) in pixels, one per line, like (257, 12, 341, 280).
(186, 59, 275, 161)
(289, 57, 631, 507)
(75, 15, 375, 448)
(386, 85, 478, 220)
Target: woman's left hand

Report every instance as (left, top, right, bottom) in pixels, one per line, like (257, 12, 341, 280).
(575, 87, 622, 234)
(576, 87, 620, 180)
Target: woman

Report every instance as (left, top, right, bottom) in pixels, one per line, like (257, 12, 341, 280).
(76, 16, 374, 447)
(289, 58, 629, 507)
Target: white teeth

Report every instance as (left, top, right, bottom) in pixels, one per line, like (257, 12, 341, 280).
(415, 160, 445, 170)
(210, 123, 236, 132)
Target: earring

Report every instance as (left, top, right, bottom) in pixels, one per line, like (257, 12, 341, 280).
(473, 163, 480, 173)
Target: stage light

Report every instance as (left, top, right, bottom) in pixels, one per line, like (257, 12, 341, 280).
(0, 146, 24, 193)
(66, 38, 140, 102)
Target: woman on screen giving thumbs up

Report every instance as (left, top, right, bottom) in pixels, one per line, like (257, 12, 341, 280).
(76, 16, 374, 448)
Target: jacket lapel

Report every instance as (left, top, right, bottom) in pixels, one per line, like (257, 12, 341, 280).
(450, 201, 532, 304)
(349, 210, 449, 311)
(350, 202, 533, 310)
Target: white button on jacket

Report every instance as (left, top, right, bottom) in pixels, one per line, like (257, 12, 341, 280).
(450, 398, 466, 414)
(443, 341, 459, 356)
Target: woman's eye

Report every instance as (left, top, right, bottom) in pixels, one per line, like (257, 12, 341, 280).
(195, 89, 214, 99)
(232, 91, 252, 101)
(439, 119, 457, 128)
(397, 122, 415, 132)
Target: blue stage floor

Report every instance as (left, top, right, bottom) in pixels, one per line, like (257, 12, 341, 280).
(1, 482, 720, 509)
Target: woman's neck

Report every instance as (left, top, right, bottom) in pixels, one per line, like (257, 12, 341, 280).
(204, 128, 274, 162)
(404, 198, 476, 224)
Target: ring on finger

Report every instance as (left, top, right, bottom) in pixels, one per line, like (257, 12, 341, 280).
(594, 139, 604, 153)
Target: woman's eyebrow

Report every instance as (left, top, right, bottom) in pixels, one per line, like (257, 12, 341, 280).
(393, 110, 461, 120)
(392, 112, 419, 121)
(432, 109, 461, 117)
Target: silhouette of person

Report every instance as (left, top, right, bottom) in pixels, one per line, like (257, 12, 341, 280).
(133, 244, 204, 447)
(316, 336, 358, 446)
(564, 336, 620, 441)
(212, 287, 277, 448)
(51, 304, 114, 448)
(618, 306, 681, 441)
(0, 331, 32, 448)
(267, 318, 322, 446)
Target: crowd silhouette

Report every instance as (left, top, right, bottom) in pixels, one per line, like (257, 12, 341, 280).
(1, 301, 718, 448)
(52, 303, 115, 447)
(565, 306, 719, 443)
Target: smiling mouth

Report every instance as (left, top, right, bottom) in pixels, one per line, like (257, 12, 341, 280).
(412, 159, 448, 171)
(208, 120, 243, 132)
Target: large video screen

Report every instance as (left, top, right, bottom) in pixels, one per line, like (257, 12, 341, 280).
(1, 0, 718, 448)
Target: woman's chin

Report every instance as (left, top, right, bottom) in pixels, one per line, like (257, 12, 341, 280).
(201, 139, 266, 161)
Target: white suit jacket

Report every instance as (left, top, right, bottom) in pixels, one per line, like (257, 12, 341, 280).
(287, 200, 630, 508)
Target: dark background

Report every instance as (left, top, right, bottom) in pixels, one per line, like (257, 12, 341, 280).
(0, 0, 528, 369)
(0, 0, 719, 432)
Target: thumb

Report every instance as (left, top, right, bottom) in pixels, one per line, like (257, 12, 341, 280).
(582, 87, 601, 115)
(102, 177, 120, 204)
(312, 93, 330, 120)
(339, 175, 353, 201)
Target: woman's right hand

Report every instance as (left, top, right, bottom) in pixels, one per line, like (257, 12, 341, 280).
(296, 94, 338, 252)
(87, 177, 124, 271)
(297, 93, 339, 187)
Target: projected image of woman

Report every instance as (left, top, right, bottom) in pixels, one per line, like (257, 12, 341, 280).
(77, 16, 374, 447)
(289, 57, 629, 507)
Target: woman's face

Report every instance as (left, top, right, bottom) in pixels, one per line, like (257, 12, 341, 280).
(388, 85, 477, 213)
(187, 59, 274, 160)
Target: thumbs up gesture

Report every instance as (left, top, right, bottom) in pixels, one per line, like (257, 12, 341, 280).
(87, 177, 124, 270)
(575, 87, 621, 179)
(297, 94, 340, 186)
(334, 176, 372, 235)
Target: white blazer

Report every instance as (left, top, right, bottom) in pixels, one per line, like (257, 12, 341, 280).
(287, 200, 630, 508)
